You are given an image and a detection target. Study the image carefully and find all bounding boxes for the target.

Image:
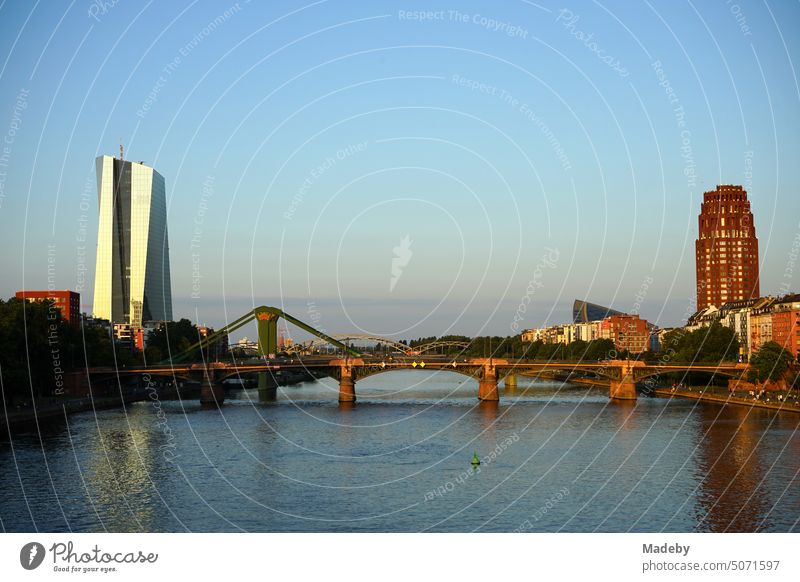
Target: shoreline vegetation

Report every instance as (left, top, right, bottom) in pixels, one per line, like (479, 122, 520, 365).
(653, 386, 800, 413)
(1, 384, 194, 434)
(2, 297, 798, 434)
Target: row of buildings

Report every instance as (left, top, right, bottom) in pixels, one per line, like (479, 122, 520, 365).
(521, 293, 800, 361)
(686, 294, 800, 359)
(521, 185, 797, 362)
(521, 300, 655, 354)
(15, 288, 152, 348)
(14, 288, 225, 356)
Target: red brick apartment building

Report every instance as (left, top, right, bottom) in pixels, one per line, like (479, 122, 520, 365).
(15, 290, 80, 326)
(600, 314, 650, 354)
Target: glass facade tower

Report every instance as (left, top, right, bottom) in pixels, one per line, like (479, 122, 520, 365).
(92, 155, 173, 325)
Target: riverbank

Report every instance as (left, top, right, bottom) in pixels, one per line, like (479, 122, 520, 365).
(654, 387, 800, 413)
(0, 385, 192, 434)
(568, 377, 609, 388)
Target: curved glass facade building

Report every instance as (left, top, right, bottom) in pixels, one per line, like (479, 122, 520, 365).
(92, 155, 172, 325)
(572, 299, 625, 323)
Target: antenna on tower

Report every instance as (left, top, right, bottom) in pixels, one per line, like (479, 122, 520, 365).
(119, 141, 124, 161)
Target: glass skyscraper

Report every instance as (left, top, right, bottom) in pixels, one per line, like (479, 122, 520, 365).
(92, 155, 173, 325)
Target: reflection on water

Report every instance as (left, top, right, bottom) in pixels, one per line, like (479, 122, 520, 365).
(695, 403, 800, 532)
(0, 371, 797, 532)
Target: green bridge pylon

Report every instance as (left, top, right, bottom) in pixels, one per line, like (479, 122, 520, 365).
(162, 305, 360, 364)
(252, 306, 359, 357)
(254, 307, 280, 357)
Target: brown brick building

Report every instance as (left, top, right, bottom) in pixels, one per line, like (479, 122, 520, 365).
(695, 185, 759, 310)
(600, 314, 650, 354)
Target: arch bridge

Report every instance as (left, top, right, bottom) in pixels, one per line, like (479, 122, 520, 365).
(88, 306, 751, 406)
(284, 335, 470, 357)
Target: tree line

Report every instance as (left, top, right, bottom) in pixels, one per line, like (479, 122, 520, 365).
(407, 322, 796, 384)
(0, 297, 222, 404)
(1, 294, 794, 405)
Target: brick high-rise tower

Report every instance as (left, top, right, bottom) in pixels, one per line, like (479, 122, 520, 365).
(695, 185, 759, 310)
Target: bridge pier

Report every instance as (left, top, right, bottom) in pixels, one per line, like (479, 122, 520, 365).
(504, 374, 518, 389)
(199, 366, 225, 408)
(609, 360, 642, 400)
(478, 372, 499, 401)
(200, 382, 225, 408)
(339, 375, 356, 403)
(258, 371, 278, 402)
(329, 359, 363, 404)
(609, 379, 637, 400)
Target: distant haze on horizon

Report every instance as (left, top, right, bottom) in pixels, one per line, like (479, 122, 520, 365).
(1, 0, 798, 341)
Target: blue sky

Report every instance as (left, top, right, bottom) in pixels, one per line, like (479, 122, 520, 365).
(0, 0, 798, 341)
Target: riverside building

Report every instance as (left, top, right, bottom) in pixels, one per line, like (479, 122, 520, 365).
(92, 151, 172, 326)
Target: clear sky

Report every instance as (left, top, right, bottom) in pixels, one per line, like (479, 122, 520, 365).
(0, 0, 798, 342)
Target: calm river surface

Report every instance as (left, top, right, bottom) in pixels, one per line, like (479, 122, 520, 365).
(1, 371, 798, 532)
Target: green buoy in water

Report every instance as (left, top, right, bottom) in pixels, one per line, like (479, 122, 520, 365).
(471, 452, 481, 466)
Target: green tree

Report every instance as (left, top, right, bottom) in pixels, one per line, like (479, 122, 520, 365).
(536, 343, 565, 360)
(145, 318, 221, 363)
(659, 323, 739, 363)
(566, 339, 588, 361)
(144, 345, 163, 363)
(0, 297, 58, 402)
(520, 339, 542, 359)
(749, 341, 793, 382)
(0, 295, 159, 405)
(584, 338, 616, 361)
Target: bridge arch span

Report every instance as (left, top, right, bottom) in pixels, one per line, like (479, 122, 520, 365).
(511, 363, 620, 382)
(286, 334, 411, 355)
(633, 365, 747, 383)
(412, 341, 471, 355)
(351, 365, 482, 383)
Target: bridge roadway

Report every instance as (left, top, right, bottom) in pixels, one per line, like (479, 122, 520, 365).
(90, 357, 750, 407)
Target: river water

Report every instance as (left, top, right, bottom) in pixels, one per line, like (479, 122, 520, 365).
(1, 371, 798, 532)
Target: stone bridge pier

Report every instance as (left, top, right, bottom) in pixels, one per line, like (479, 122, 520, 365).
(257, 371, 278, 402)
(609, 360, 643, 400)
(199, 366, 225, 408)
(330, 359, 362, 403)
(476, 359, 507, 401)
(339, 372, 356, 403)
